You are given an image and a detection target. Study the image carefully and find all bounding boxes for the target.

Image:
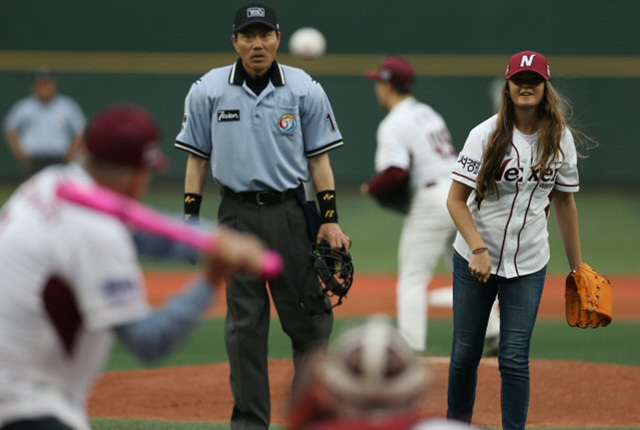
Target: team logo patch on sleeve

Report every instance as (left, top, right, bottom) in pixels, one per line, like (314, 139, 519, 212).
(181, 114, 189, 129)
(278, 114, 297, 132)
(456, 154, 482, 175)
(218, 110, 240, 122)
(101, 278, 138, 300)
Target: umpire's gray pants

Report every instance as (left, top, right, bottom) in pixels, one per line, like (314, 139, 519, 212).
(218, 197, 333, 430)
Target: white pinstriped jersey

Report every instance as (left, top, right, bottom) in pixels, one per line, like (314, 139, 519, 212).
(0, 164, 149, 430)
(451, 115, 579, 278)
(375, 97, 456, 191)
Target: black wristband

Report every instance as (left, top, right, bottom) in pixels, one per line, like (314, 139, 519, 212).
(184, 193, 202, 221)
(316, 190, 338, 224)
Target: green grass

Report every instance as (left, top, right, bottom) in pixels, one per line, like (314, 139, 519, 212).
(106, 317, 640, 371)
(1, 183, 639, 274)
(113, 185, 640, 275)
(546, 189, 640, 275)
(126, 184, 640, 275)
(343, 186, 640, 275)
(428, 319, 640, 366)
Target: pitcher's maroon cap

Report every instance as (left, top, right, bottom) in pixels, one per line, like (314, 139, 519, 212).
(505, 51, 551, 81)
(366, 56, 415, 88)
(85, 106, 168, 170)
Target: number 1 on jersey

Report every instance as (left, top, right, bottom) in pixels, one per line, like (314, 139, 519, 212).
(325, 113, 337, 132)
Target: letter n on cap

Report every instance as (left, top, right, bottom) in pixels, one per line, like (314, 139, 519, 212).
(521, 54, 535, 67)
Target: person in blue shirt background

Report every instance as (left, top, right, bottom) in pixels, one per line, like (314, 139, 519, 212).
(3, 67, 86, 175)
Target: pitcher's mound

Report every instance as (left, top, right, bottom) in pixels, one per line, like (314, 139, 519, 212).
(90, 358, 640, 427)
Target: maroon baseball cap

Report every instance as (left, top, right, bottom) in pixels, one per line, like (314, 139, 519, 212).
(366, 56, 415, 88)
(505, 50, 551, 81)
(85, 105, 168, 170)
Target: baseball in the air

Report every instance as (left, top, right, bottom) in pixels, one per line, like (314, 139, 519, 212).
(288, 27, 326, 60)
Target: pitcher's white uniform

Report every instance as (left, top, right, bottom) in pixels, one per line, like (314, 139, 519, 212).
(451, 114, 579, 277)
(0, 164, 149, 430)
(374, 97, 457, 351)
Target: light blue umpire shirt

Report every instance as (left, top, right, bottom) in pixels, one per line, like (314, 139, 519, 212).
(3, 95, 86, 157)
(175, 59, 343, 192)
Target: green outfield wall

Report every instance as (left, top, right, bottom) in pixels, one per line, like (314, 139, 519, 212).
(1, 0, 639, 185)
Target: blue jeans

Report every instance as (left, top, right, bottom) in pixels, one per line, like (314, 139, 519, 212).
(447, 251, 546, 430)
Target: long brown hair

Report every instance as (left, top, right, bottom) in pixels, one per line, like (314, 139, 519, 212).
(476, 80, 576, 198)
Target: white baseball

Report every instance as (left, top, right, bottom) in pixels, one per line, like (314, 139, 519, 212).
(288, 27, 326, 60)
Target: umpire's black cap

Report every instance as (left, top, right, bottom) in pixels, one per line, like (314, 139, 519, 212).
(233, 4, 279, 33)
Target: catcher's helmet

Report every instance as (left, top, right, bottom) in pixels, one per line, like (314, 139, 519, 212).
(321, 316, 429, 413)
(309, 241, 354, 309)
(288, 316, 430, 428)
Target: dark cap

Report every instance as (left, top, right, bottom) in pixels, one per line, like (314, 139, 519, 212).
(85, 105, 168, 170)
(233, 4, 279, 33)
(34, 66, 54, 81)
(366, 56, 415, 89)
(505, 50, 551, 81)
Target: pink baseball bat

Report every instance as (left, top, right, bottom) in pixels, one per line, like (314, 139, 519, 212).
(55, 180, 283, 279)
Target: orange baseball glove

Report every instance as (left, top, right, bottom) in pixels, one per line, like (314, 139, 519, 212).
(565, 263, 613, 328)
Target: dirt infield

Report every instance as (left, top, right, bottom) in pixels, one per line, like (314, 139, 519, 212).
(143, 273, 640, 321)
(89, 272, 640, 427)
(90, 359, 640, 427)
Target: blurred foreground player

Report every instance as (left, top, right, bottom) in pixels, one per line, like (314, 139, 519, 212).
(289, 316, 479, 429)
(0, 106, 269, 430)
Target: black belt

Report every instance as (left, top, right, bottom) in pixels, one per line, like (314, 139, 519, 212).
(221, 186, 298, 205)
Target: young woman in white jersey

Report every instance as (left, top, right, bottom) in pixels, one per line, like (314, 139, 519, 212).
(446, 51, 584, 430)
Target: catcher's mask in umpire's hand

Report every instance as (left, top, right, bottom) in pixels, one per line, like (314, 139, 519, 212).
(309, 241, 354, 311)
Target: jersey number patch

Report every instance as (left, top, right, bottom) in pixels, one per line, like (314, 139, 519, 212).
(325, 113, 337, 132)
(429, 129, 456, 158)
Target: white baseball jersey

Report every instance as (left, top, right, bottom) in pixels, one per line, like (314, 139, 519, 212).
(451, 115, 579, 278)
(375, 97, 456, 191)
(374, 97, 457, 352)
(0, 164, 150, 430)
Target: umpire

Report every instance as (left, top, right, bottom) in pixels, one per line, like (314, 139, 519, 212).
(174, 4, 350, 429)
